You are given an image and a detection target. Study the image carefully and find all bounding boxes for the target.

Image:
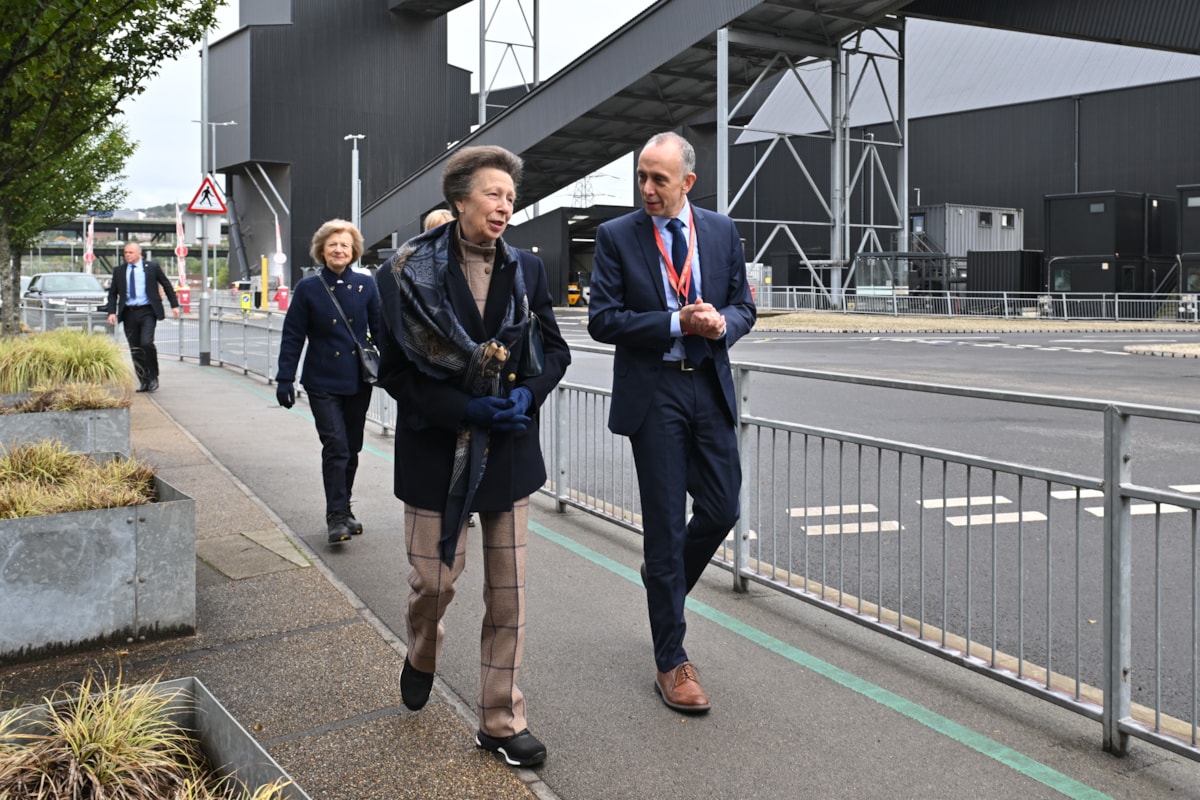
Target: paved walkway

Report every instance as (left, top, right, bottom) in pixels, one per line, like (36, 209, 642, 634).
(5, 321, 1200, 798)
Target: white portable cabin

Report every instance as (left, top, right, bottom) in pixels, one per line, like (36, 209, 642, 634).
(910, 203, 1024, 257)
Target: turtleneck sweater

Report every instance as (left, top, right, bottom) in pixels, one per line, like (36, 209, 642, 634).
(457, 235, 497, 318)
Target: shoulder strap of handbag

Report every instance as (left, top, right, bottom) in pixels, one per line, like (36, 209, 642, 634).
(324, 281, 368, 350)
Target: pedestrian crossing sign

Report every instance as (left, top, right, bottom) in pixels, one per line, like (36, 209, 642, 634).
(187, 175, 227, 214)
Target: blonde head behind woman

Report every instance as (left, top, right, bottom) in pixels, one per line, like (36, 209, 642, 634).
(423, 208, 454, 232)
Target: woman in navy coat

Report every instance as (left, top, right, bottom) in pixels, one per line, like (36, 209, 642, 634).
(275, 219, 382, 543)
(375, 145, 569, 768)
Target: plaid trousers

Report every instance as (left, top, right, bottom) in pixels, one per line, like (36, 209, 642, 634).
(403, 498, 529, 737)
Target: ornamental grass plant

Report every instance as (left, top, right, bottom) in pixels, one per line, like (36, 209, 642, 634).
(0, 329, 133, 396)
(0, 671, 292, 800)
(1, 381, 129, 414)
(0, 441, 156, 519)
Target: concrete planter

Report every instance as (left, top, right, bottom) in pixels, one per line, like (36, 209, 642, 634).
(1, 676, 311, 800)
(0, 474, 195, 662)
(0, 405, 131, 455)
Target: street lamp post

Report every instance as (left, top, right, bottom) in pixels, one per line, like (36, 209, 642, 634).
(195, 119, 237, 175)
(344, 134, 364, 235)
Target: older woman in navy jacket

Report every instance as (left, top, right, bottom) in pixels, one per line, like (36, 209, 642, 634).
(375, 146, 569, 768)
(275, 219, 382, 544)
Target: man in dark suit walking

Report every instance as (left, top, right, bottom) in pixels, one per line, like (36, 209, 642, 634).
(588, 131, 756, 713)
(105, 241, 180, 392)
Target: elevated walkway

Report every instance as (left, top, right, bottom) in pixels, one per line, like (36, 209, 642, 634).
(361, 0, 911, 246)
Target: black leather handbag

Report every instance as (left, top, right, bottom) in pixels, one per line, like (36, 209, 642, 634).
(518, 307, 544, 378)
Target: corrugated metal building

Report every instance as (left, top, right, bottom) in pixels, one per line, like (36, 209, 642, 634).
(208, 0, 472, 285)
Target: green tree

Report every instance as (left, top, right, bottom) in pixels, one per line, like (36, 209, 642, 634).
(0, 0, 222, 335)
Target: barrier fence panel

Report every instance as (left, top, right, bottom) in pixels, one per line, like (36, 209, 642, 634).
(540, 348, 1200, 762)
(758, 289, 1187, 323)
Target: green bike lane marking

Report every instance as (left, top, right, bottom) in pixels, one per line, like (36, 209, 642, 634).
(530, 520, 1112, 800)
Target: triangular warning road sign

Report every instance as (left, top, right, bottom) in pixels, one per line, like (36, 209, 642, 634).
(187, 175, 227, 214)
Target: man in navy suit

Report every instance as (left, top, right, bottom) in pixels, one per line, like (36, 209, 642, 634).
(588, 131, 756, 713)
(105, 241, 180, 392)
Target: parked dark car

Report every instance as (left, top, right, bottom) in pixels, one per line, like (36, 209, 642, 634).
(22, 272, 108, 330)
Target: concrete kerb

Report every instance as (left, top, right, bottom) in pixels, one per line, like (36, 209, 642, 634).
(146, 393, 564, 800)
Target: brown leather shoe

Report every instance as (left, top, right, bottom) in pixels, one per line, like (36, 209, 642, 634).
(654, 661, 711, 713)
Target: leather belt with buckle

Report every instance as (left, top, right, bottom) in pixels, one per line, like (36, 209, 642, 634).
(664, 358, 701, 371)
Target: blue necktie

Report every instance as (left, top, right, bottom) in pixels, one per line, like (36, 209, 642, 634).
(667, 217, 708, 364)
(128, 265, 137, 300)
(666, 218, 693, 303)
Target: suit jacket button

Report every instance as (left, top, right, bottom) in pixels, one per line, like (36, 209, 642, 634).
(507, 373, 516, 382)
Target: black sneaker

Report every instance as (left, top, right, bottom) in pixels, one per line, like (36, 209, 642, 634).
(326, 511, 353, 543)
(475, 728, 547, 767)
(345, 507, 364, 535)
(400, 657, 435, 711)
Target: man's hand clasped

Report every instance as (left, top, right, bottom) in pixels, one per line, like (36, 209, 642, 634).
(681, 297, 726, 339)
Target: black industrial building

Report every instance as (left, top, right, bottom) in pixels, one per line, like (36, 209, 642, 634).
(206, 0, 1200, 304)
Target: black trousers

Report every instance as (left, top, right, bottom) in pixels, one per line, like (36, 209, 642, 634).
(307, 386, 373, 516)
(629, 364, 741, 674)
(122, 305, 159, 384)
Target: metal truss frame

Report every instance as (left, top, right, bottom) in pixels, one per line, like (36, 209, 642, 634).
(716, 19, 908, 306)
(478, 0, 540, 125)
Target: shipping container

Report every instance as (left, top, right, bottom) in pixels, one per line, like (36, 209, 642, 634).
(910, 203, 1024, 257)
(966, 250, 1043, 293)
(1044, 191, 1176, 259)
(1179, 184, 1200, 255)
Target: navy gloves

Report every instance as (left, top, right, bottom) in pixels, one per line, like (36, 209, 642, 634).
(276, 381, 295, 409)
(509, 386, 533, 417)
(492, 387, 533, 432)
(463, 387, 534, 433)
(463, 395, 511, 427)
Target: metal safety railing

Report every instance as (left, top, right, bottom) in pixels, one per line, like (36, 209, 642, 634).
(762, 287, 1198, 323)
(545, 345, 1200, 762)
(26, 307, 1200, 761)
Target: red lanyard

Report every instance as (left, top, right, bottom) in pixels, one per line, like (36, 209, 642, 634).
(652, 208, 696, 304)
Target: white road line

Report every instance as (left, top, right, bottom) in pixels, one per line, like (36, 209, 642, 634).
(920, 496, 1010, 509)
(945, 511, 1048, 526)
(723, 529, 758, 541)
(1050, 489, 1104, 499)
(1085, 504, 1190, 518)
(1170, 485, 1200, 493)
(788, 503, 879, 517)
(803, 521, 903, 536)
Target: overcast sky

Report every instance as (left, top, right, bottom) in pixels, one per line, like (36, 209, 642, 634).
(116, 1, 653, 211)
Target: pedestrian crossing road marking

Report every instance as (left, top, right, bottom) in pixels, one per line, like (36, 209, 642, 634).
(946, 511, 1048, 526)
(789, 503, 878, 517)
(920, 495, 1011, 509)
(803, 521, 903, 536)
(1085, 504, 1189, 518)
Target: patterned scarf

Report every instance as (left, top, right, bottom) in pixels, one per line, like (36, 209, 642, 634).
(382, 222, 530, 566)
